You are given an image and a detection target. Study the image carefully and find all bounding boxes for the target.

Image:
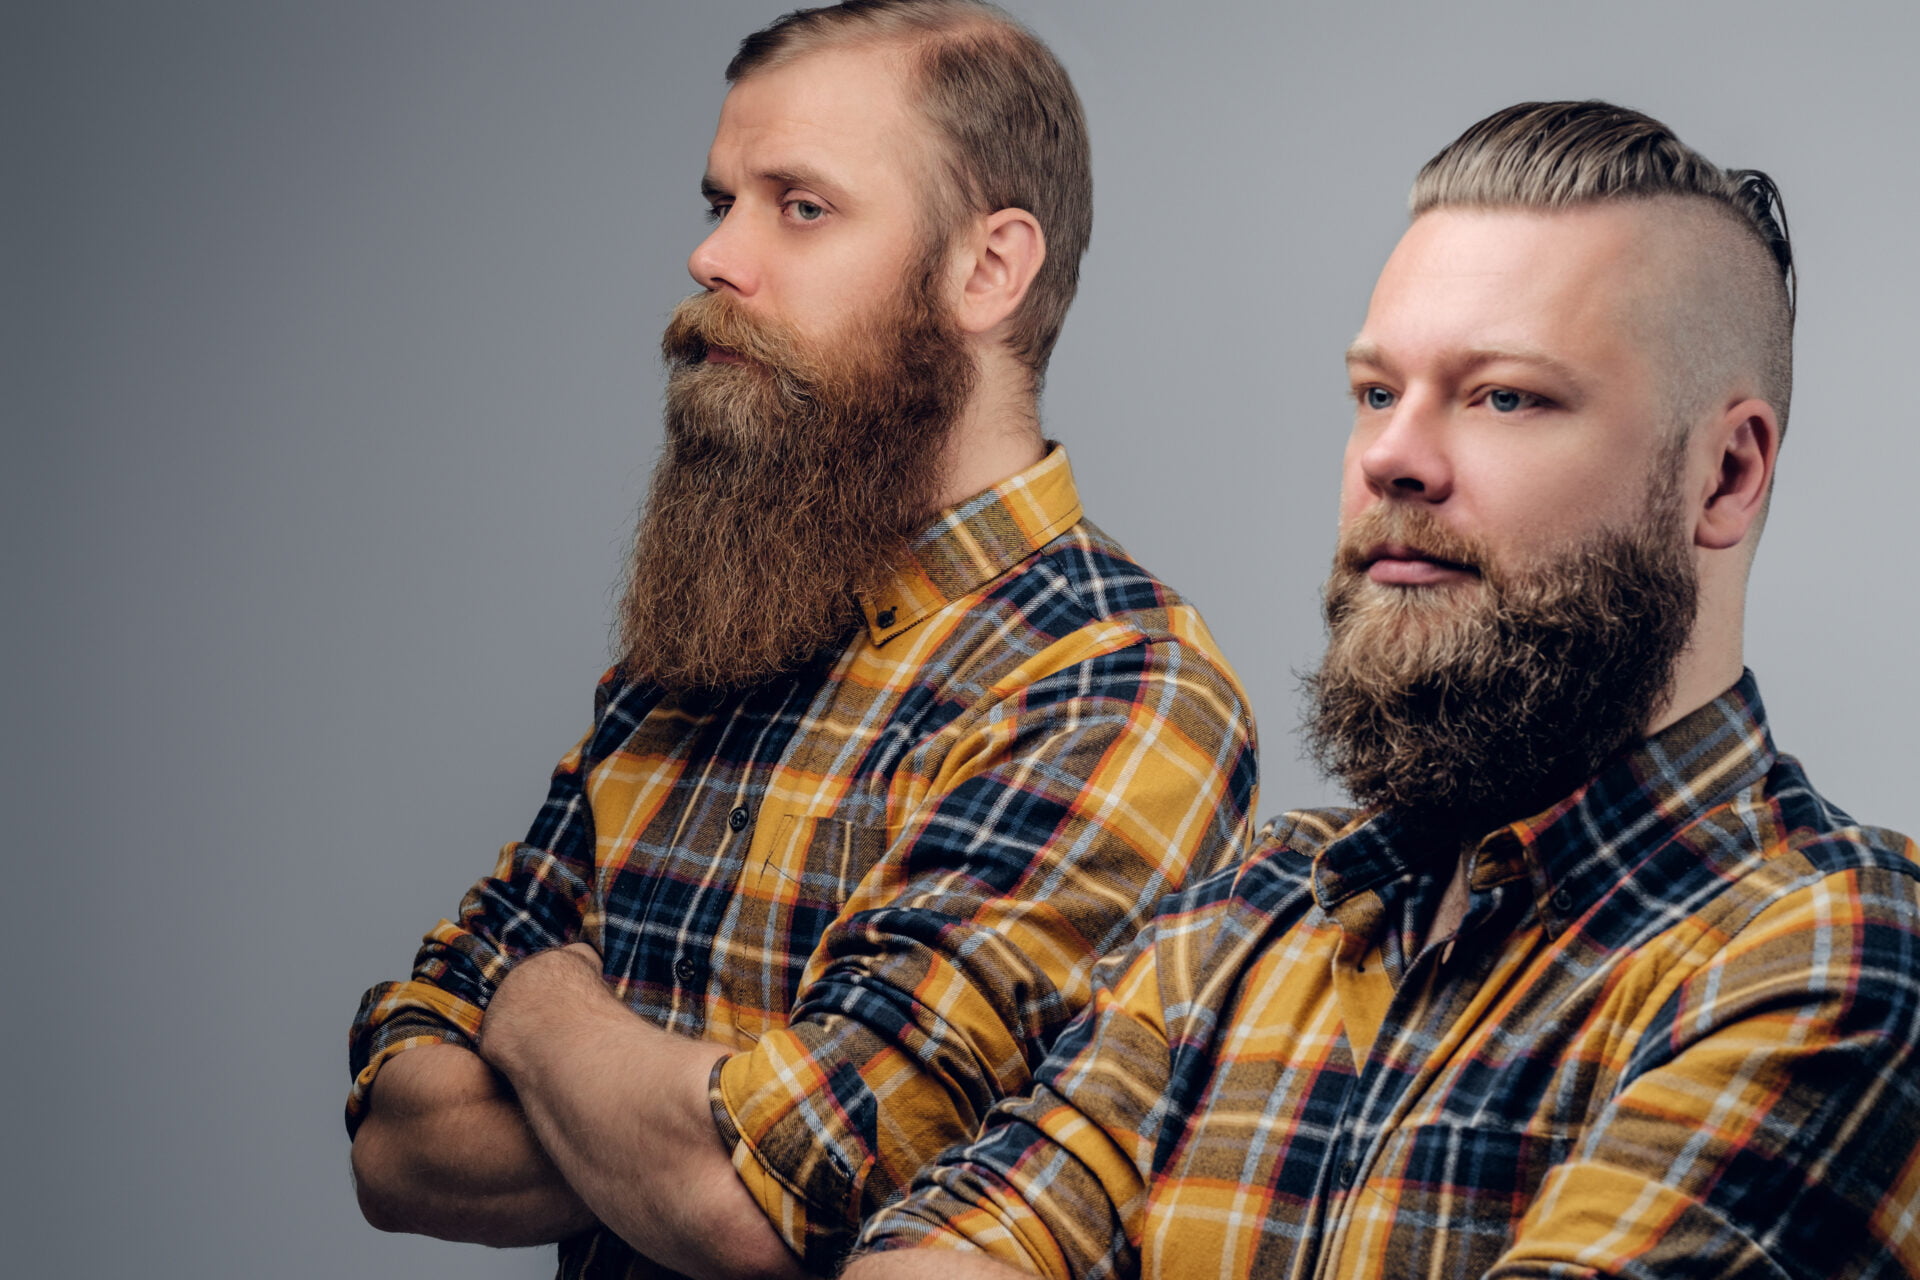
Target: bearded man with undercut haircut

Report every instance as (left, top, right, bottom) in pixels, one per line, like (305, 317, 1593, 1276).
(342, 4, 1256, 1278)
(849, 100, 1920, 1280)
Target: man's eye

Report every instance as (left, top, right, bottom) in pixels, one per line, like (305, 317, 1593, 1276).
(1363, 386, 1396, 411)
(1487, 388, 1535, 412)
(789, 200, 825, 222)
(705, 204, 729, 224)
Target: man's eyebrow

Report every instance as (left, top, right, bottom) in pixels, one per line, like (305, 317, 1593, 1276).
(701, 166, 849, 204)
(1345, 338, 1384, 367)
(761, 165, 847, 202)
(1455, 346, 1586, 388)
(1345, 339, 1586, 388)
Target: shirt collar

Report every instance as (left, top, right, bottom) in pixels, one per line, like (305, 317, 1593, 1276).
(856, 443, 1084, 646)
(1289, 671, 1778, 933)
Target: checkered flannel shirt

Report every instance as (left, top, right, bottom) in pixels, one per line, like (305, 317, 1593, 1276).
(346, 446, 1259, 1275)
(861, 673, 1920, 1278)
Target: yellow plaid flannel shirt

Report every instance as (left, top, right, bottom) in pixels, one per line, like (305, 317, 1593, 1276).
(347, 446, 1258, 1274)
(862, 674, 1920, 1278)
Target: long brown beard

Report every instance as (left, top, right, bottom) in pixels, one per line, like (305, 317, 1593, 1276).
(615, 255, 975, 692)
(1303, 464, 1698, 839)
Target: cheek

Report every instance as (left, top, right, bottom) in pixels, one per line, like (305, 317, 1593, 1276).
(1466, 435, 1605, 512)
(1547, 461, 1639, 523)
(1485, 467, 1637, 553)
(799, 248, 914, 329)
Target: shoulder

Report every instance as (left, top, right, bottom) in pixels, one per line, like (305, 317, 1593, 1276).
(567, 665, 670, 768)
(956, 517, 1253, 719)
(1682, 752, 1920, 931)
(1641, 756, 1920, 1039)
(972, 517, 1210, 651)
(1760, 752, 1920, 881)
(1146, 807, 1359, 972)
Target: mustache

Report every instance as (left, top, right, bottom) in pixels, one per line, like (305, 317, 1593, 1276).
(1334, 503, 1490, 578)
(660, 291, 806, 373)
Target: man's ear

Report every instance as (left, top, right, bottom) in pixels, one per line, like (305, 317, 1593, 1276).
(1694, 397, 1781, 551)
(952, 208, 1045, 337)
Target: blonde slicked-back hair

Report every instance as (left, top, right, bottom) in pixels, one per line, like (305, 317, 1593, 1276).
(1412, 100, 1795, 434)
(728, 0, 1092, 389)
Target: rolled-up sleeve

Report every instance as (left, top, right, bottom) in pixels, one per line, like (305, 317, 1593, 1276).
(712, 637, 1255, 1271)
(854, 898, 1195, 1279)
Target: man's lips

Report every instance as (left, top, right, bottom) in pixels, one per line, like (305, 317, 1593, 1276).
(704, 347, 747, 366)
(1364, 542, 1481, 586)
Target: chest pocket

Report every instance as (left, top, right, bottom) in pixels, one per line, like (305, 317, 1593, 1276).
(709, 808, 886, 1049)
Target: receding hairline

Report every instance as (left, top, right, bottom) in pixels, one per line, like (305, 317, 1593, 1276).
(721, 0, 1027, 150)
(719, 17, 1001, 210)
(721, 2, 1041, 187)
(715, 36, 959, 243)
(727, 11, 1009, 82)
(720, 0, 1093, 383)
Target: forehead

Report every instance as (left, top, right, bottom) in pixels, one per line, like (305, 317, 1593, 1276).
(709, 45, 930, 198)
(1355, 205, 1662, 377)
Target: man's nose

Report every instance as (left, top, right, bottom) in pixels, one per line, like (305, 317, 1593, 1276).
(1358, 392, 1454, 503)
(687, 213, 759, 297)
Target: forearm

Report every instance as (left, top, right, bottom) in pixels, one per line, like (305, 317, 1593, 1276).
(483, 946, 806, 1279)
(350, 1042, 595, 1247)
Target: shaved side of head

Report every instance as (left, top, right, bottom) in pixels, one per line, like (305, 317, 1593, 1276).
(1412, 101, 1795, 451)
(1629, 197, 1794, 440)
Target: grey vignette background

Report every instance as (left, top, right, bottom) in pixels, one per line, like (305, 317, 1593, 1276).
(11, 0, 1918, 1273)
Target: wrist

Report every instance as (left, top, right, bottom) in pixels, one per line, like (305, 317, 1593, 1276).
(479, 946, 607, 1080)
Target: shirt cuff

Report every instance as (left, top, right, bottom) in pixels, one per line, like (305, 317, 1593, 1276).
(709, 1035, 871, 1273)
(343, 980, 486, 1136)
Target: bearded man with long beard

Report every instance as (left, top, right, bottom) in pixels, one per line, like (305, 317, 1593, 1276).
(344, 5, 1256, 1279)
(850, 100, 1920, 1280)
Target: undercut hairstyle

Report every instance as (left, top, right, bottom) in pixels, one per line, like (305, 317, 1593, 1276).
(728, 0, 1092, 387)
(1411, 100, 1795, 434)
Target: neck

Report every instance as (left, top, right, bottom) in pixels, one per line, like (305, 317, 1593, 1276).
(934, 343, 1045, 510)
(1648, 569, 1746, 736)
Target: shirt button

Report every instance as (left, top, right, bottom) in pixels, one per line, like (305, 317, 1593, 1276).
(729, 805, 750, 832)
(1339, 1157, 1358, 1186)
(875, 608, 896, 628)
(1551, 888, 1575, 913)
(674, 956, 704, 985)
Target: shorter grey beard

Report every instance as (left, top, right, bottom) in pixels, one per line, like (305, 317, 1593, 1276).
(1303, 503, 1697, 840)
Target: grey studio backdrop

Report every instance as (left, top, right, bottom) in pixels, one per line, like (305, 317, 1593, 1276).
(10, 0, 1917, 1275)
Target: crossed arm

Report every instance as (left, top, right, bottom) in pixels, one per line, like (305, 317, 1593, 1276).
(348, 644, 1256, 1275)
(845, 853, 1920, 1280)
(349, 1040, 591, 1247)
(350, 943, 804, 1279)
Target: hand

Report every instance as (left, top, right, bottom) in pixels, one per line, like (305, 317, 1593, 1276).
(478, 943, 612, 1078)
(466, 943, 799, 1278)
